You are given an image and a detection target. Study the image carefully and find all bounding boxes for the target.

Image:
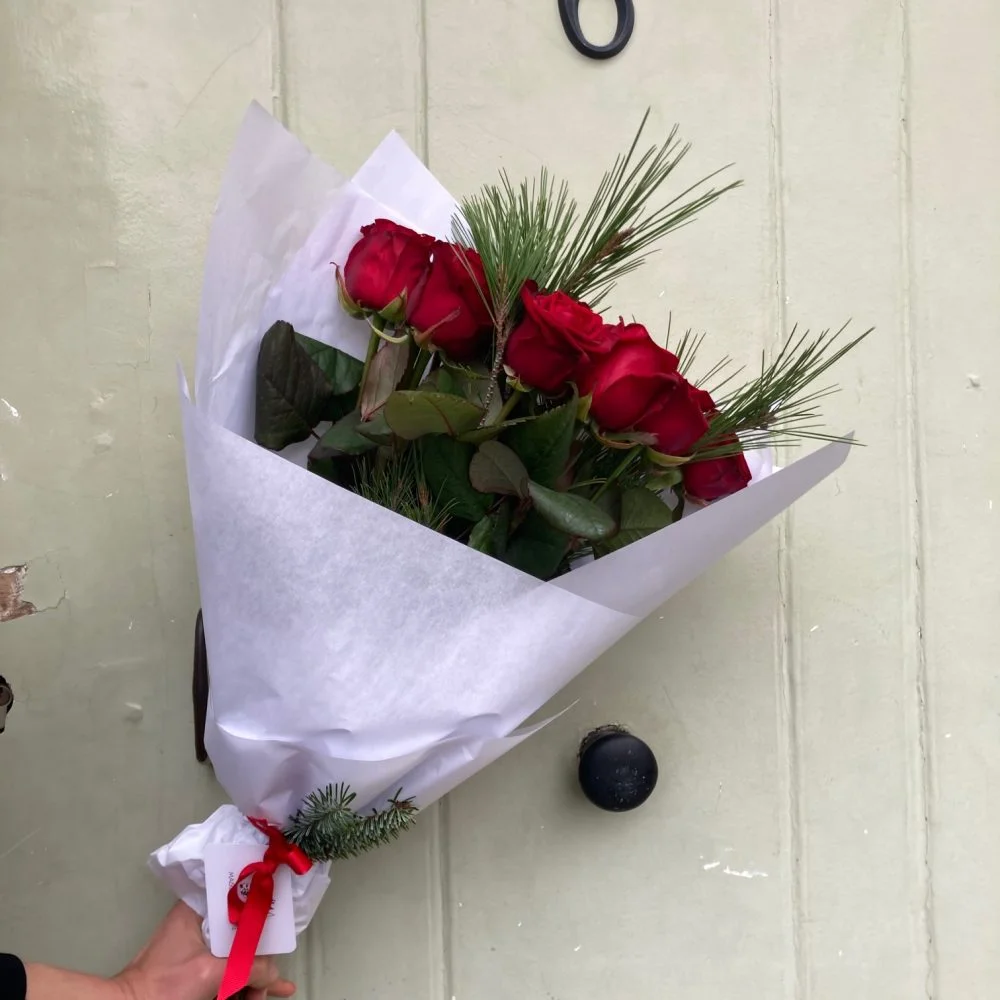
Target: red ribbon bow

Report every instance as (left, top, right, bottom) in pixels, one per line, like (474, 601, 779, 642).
(217, 817, 313, 1000)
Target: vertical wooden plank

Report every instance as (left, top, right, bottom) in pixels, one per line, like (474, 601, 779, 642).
(278, 5, 441, 999)
(283, 0, 426, 168)
(427, 3, 792, 998)
(0, 0, 273, 971)
(776, 1, 927, 997)
(908, 0, 1000, 995)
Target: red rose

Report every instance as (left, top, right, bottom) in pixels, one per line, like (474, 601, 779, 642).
(579, 322, 680, 431)
(635, 377, 711, 455)
(683, 451, 752, 502)
(343, 219, 433, 313)
(505, 282, 615, 394)
(407, 243, 492, 361)
(688, 385, 718, 416)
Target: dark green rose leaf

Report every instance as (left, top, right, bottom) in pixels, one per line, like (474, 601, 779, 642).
(467, 502, 513, 557)
(468, 514, 494, 554)
(296, 332, 364, 396)
(458, 414, 536, 445)
(384, 391, 484, 440)
(356, 410, 395, 445)
(595, 486, 675, 557)
(422, 367, 465, 397)
(256, 321, 340, 450)
(469, 441, 529, 498)
(527, 481, 617, 541)
(502, 392, 577, 488)
(309, 410, 377, 460)
(420, 436, 491, 522)
(502, 511, 570, 580)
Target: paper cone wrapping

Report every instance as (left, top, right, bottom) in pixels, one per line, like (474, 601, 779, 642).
(151, 104, 849, 934)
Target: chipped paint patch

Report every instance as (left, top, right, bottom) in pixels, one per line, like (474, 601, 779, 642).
(0, 398, 20, 423)
(0, 565, 36, 622)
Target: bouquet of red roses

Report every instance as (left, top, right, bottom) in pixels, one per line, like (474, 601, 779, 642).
(254, 119, 865, 580)
(151, 104, 864, 994)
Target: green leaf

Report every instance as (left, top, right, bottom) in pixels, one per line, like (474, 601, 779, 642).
(384, 391, 484, 440)
(502, 392, 577, 488)
(419, 437, 491, 522)
(595, 486, 675, 556)
(467, 502, 514, 557)
(360, 340, 410, 420)
(463, 376, 503, 425)
(468, 515, 494, 554)
(309, 410, 377, 460)
(527, 481, 617, 541)
(502, 511, 570, 580)
(255, 321, 338, 450)
(469, 441, 529, 497)
(458, 414, 536, 445)
(643, 468, 683, 492)
(422, 367, 465, 397)
(296, 333, 364, 396)
(356, 410, 394, 445)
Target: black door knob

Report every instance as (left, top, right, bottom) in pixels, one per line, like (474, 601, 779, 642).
(578, 726, 658, 811)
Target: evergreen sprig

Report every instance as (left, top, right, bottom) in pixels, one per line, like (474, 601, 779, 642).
(355, 448, 453, 532)
(690, 323, 874, 456)
(284, 783, 418, 864)
(454, 111, 741, 320)
(548, 112, 741, 306)
(453, 169, 578, 335)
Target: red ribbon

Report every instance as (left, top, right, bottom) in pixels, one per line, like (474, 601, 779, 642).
(217, 817, 312, 1000)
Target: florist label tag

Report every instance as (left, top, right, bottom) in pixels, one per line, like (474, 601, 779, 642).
(205, 843, 296, 958)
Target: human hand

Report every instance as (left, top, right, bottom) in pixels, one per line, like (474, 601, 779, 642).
(116, 902, 295, 1000)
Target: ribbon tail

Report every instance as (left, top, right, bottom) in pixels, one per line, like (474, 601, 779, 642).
(218, 873, 274, 1000)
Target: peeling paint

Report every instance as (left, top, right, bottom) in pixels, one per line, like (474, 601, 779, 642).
(0, 564, 36, 622)
(0, 398, 20, 423)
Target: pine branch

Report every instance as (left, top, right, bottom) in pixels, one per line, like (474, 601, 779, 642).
(547, 111, 742, 306)
(284, 784, 419, 864)
(355, 448, 453, 532)
(692, 323, 873, 456)
(453, 113, 740, 324)
(323, 792, 419, 861)
(453, 168, 578, 335)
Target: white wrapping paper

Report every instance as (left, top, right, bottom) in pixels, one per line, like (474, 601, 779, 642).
(151, 103, 850, 938)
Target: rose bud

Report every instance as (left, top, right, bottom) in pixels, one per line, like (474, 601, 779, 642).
(342, 218, 433, 315)
(579, 322, 681, 431)
(505, 282, 615, 394)
(407, 242, 493, 361)
(635, 376, 711, 456)
(683, 450, 752, 502)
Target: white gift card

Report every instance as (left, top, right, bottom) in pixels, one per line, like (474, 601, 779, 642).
(204, 843, 296, 958)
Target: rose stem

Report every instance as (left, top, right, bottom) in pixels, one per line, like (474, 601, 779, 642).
(406, 346, 431, 390)
(493, 388, 525, 425)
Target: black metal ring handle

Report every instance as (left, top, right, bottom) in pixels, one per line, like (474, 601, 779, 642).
(558, 0, 635, 60)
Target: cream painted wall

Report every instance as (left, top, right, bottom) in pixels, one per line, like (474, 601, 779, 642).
(1, 2, 997, 997)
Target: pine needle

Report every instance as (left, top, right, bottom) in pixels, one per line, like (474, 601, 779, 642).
(694, 322, 873, 455)
(284, 784, 418, 863)
(453, 111, 740, 317)
(355, 448, 453, 532)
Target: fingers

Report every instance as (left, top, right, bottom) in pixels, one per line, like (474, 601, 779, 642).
(245, 980, 296, 999)
(247, 956, 296, 997)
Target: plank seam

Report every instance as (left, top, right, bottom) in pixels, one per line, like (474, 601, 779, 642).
(898, 0, 938, 995)
(768, 2, 807, 998)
